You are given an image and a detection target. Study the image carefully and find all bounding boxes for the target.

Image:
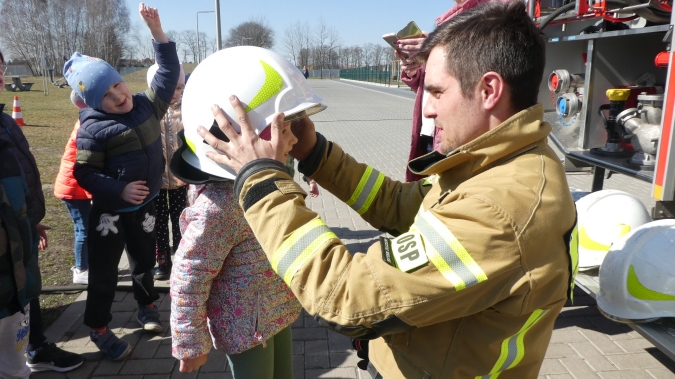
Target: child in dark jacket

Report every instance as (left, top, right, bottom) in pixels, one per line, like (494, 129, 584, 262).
(0, 139, 41, 379)
(0, 48, 84, 374)
(63, 3, 180, 361)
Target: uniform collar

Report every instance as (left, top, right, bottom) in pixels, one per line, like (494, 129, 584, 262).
(408, 104, 550, 179)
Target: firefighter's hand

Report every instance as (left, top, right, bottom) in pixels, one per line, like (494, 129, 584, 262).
(289, 117, 317, 161)
(198, 96, 288, 173)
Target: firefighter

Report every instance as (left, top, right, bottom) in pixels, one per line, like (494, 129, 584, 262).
(195, 2, 578, 378)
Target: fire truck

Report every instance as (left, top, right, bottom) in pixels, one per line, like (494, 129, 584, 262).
(529, 0, 675, 360)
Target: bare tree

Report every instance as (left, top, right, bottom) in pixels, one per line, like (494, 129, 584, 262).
(129, 23, 155, 61)
(370, 45, 385, 67)
(339, 47, 351, 68)
(179, 30, 199, 63)
(362, 43, 375, 66)
(224, 18, 275, 49)
(383, 47, 397, 65)
(207, 36, 217, 55)
(283, 21, 313, 67)
(282, 21, 302, 66)
(0, 0, 130, 75)
(311, 18, 341, 76)
(352, 46, 364, 67)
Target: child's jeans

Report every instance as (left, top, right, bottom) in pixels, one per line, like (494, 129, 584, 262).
(84, 201, 159, 329)
(62, 199, 92, 270)
(0, 307, 31, 379)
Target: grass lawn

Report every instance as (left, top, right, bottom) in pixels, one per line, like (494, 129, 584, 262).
(0, 63, 196, 329)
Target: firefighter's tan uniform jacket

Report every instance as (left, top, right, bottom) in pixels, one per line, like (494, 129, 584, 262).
(233, 104, 578, 379)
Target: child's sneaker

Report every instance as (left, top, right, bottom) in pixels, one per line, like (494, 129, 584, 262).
(26, 342, 84, 372)
(90, 328, 132, 361)
(71, 267, 88, 284)
(137, 304, 163, 332)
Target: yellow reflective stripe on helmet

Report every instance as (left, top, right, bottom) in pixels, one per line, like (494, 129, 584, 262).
(245, 60, 284, 113)
(476, 309, 549, 379)
(579, 225, 611, 251)
(271, 219, 339, 286)
(346, 166, 385, 215)
(185, 137, 196, 154)
(627, 265, 675, 301)
(412, 209, 487, 290)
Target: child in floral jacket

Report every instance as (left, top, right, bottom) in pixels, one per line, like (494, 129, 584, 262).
(170, 179, 301, 378)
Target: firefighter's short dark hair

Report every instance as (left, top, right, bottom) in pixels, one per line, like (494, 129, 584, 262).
(415, 0, 546, 112)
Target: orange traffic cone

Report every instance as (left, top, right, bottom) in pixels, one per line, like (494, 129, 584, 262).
(12, 96, 25, 127)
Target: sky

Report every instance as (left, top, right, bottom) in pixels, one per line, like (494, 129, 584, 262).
(127, 0, 454, 57)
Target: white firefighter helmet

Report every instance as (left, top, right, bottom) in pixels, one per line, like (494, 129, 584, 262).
(597, 219, 675, 323)
(178, 46, 325, 181)
(575, 190, 651, 271)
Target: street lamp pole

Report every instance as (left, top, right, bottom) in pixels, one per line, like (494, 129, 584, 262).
(196, 10, 215, 64)
(215, 0, 222, 50)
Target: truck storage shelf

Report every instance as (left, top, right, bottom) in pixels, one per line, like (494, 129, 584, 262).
(548, 133, 654, 183)
(575, 273, 675, 362)
(548, 24, 670, 43)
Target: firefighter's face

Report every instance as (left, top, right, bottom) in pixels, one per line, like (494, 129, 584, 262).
(423, 47, 489, 155)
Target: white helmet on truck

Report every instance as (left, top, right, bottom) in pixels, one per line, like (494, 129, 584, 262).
(575, 190, 651, 271)
(597, 219, 675, 323)
(172, 46, 326, 182)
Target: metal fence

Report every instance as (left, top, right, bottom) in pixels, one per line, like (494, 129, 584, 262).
(339, 65, 392, 86)
(119, 66, 146, 76)
(4, 65, 32, 76)
(307, 69, 340, 79)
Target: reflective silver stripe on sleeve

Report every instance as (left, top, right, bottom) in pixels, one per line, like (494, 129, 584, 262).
(412, 209, 487, 290)
(271, 219, 339, 285)
(346, 166, 385, 215)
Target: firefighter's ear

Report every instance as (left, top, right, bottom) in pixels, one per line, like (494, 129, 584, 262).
(477, 71, 506, 111)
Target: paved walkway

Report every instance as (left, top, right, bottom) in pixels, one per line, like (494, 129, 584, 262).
(36, 80, 675, 379)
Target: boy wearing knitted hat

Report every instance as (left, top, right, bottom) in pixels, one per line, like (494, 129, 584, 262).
(63, 3, 180, 361)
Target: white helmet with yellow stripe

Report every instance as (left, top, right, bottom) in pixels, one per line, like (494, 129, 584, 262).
(575, 190, 652, 271)
(176, 46, 325, 182)
(597, 219, 675, 323)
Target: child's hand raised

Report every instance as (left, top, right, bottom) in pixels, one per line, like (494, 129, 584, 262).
(139, 3, 161, 28)
(139, 3, 168, 43)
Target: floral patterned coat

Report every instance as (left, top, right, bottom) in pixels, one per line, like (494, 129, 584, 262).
(170, 181, 301, 358)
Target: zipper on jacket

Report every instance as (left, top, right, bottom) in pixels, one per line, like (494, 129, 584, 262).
(253, 292, 267, 348)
